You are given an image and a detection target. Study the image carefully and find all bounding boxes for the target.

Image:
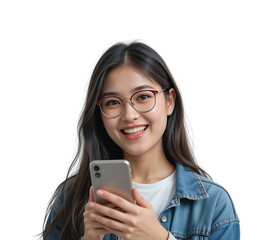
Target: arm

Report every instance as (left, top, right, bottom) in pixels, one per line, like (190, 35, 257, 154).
(209, 187, 240, 240)
(44, 210, 61, 240)
(209, 221, 240, 240)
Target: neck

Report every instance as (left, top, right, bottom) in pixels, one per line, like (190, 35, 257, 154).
(123, 148, 175, 184)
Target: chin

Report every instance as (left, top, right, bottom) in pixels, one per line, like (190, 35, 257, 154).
(120, 145, 148, 157)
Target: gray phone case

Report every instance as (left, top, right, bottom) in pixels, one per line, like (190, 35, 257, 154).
(89, 160, 133, 205)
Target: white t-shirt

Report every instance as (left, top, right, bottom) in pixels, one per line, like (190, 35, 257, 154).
(132, 170, 177, 218)
(118, 171, 176, 240)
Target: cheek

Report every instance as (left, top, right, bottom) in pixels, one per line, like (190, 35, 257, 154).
(149, 102, 168, 120)
(102, 117, 118, 137)
(145, 106, 168, 128)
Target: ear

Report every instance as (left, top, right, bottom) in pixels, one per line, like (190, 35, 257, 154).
(166, 88, 176, 116)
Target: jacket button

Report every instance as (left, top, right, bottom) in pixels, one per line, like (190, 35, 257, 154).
(161, 216, 167, 223)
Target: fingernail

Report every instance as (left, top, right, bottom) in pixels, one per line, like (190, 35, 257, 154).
(89, 202, 95, 207)
(97, 190, 103, 195)
(90, 213, 96, 218)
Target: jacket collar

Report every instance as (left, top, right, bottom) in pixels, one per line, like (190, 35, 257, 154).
(175, 162, 209, 200)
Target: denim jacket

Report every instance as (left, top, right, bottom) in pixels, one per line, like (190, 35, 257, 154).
(45, 163, 240, 239)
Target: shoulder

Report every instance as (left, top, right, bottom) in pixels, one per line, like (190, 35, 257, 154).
(197, 174, 239, 229)
(51, 176, 75, 213)
(44, 177, 75, 237)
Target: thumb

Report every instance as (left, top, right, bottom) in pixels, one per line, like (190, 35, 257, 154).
(133, 187, 151, 208)
(89, 186, 95, 202)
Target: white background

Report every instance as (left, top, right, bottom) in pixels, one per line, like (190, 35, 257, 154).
(0, 0, 269, 239)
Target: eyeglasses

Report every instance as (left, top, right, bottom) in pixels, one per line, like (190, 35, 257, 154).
(97, 89, 167, 118)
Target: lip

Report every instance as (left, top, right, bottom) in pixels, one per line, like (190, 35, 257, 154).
(121, 124, 148, 131)
(120, 124, 148, 140)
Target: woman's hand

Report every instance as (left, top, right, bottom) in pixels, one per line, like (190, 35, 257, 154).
(83, 186, 115, 240)
(88, 188, 169, 240)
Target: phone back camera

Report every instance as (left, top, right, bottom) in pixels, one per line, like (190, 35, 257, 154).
(95, 172, 101, 178)
(94, 166, 99, 171)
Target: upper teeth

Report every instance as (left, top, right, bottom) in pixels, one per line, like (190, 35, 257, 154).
(123, 126, 147, 134)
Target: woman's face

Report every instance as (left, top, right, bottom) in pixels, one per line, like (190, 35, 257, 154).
(100, 65, 175, 157)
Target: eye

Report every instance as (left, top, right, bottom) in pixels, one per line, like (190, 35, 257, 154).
(136, 93, 153, 101)
(106, 100, 120, 106)
(103, 98, 121, 107)
(138, 95, 149, 100)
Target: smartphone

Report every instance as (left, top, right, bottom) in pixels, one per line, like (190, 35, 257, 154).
(89, 160, 134, 205)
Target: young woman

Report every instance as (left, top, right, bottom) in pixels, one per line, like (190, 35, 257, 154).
(42, 42, 240, 240)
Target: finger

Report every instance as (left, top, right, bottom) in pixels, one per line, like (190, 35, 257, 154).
(84, 209, 112, 230)
(84, 220, 106, 229)
(90, 212, 126, 232)
(96, 190, 135, 213)
(133, 188, 151, 208)
(89, 186, 95, 202)
(89, 187, 118, 209)
(89, 202, 128, 223)
(104, 203, 119, 209)
(85, 201, 118, 212)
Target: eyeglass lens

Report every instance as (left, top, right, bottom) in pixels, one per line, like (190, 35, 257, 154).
(100, 90, 156, 118)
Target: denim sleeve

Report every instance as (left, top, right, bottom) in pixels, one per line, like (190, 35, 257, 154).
(208, 186, 240, 240)
(209, 221, 240, 240)
(43, 179, 75, 239)
(44, 210, 61, 240)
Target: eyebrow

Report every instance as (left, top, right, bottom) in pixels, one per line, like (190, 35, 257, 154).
(101, 85, 155, 98)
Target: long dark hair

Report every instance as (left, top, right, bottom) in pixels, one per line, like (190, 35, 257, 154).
(42, 41, 210, 239)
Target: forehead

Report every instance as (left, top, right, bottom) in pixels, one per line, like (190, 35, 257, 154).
(102, 65, 160, 95)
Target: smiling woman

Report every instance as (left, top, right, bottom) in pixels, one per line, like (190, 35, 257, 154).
(42, 41, 240, 240)
(99, 65, 175, 156)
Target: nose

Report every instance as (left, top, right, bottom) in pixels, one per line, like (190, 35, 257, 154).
(120, 101, 140, 121)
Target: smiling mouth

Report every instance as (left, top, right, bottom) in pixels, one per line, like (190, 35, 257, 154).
(121, 125, 148, 135)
